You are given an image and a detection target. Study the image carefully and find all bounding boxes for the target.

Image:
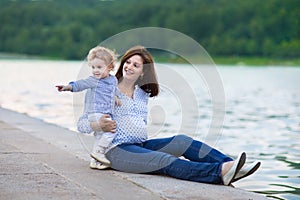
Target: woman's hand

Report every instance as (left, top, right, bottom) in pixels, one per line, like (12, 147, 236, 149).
(90, 114, 116, 133)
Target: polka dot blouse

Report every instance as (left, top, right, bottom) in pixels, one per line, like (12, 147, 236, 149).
(77, 85, 149, 149)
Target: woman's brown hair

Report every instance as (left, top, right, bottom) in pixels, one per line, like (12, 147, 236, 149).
(115, 46, 159, 97)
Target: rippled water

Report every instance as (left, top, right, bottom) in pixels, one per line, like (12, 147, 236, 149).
(0, 60, 299, 199)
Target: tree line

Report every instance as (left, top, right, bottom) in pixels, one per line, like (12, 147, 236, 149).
(0, 0, 299, 60)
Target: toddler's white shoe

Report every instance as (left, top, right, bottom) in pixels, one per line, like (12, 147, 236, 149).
(91, 151, 111, 165)
(89, 158, 110, 170)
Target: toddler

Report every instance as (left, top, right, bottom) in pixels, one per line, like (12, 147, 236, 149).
(57, 46, 119, 167)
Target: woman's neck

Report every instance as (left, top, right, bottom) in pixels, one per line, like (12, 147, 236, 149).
(118, 80, 135, 98)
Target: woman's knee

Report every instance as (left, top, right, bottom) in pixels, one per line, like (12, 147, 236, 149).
(160, 134, 194, 157)
(173, 134, 195, 148)
(175, 134, 193, 142)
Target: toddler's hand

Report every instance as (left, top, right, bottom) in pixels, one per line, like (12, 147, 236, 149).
(56, 85, 72, 92)
(56, 85, 64, 92)
(115, 96, 122, 106)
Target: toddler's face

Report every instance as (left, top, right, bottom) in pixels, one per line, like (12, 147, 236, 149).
(90, 58, 110, 79)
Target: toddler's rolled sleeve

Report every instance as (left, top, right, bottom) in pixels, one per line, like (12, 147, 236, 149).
(77, 113, 93, 134)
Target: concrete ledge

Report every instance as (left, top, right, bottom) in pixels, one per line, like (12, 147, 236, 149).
(0, 107, 269, 200)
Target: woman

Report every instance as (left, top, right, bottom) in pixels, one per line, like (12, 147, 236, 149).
(77, 45, 260, 185)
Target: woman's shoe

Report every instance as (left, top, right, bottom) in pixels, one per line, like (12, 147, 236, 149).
(232, 161, 261, 182)
(223, 152, 246, 186)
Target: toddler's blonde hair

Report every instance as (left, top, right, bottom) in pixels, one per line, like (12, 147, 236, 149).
(87, 46, 118, 67)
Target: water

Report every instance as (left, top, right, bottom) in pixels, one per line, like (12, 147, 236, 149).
(0, 60, 299, 199)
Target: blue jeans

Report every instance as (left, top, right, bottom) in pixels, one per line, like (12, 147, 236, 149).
(106, 135, 233, 184)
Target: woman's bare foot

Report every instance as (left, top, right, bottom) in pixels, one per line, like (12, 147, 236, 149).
(222, 152, 246, 185)
(221, 161, 234, 176)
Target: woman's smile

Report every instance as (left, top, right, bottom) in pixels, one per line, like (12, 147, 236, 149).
(122, 55, 144, 81)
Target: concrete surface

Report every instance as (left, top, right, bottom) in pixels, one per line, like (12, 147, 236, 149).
(0, 107, 269, 200)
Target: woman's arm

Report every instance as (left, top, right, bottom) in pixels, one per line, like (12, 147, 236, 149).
(77, 113, 116, 134)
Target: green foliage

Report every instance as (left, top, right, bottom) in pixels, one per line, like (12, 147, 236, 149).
(0, 0, 299, 60)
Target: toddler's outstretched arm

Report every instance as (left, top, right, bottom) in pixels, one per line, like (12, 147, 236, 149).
(56, 85, 72, 92)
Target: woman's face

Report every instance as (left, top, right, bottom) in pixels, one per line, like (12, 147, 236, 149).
(122, 55, 144, 83)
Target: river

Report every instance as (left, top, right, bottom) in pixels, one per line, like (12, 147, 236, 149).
(0, 60, 299, 199)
